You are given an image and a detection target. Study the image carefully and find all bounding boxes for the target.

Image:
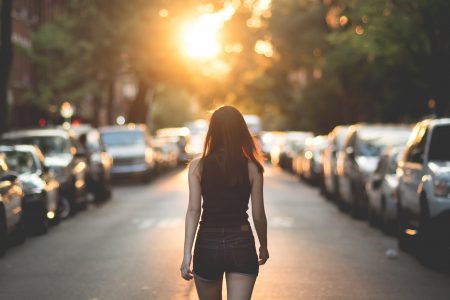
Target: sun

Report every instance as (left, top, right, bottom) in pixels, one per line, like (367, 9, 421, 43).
(182, 14, 222, 59)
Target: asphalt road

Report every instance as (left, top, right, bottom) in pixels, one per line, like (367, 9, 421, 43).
(0, 165, 449, 300)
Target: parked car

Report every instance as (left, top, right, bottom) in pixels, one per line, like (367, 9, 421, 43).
(366, 146, 404, 233)
(261, 131, 286, 163)
(100, 124, 156, 182)
(73, 125, 113, 202)
(337, 124, 412, 218)
(152, 137, 179, 174)
(298, 135, 329, 184)
(0, 145, 61, 234)
(155, 127, 192, 164)
(322, 126, 350, 199)
(0, 154, 26, 256)
(396, 118, 450, 265)
(185, 119, 208, 157)
(278, 131, 313, 171)
(2, 128, 88, 217)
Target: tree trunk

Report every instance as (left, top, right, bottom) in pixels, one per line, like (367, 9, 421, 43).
(128, 78, 149, 124)
(92, 95, 102, 127)
(107, 79, 115, 125)
(0, 0, 13, 134)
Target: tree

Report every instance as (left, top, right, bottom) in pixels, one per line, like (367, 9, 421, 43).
(0, 0, 13, 134)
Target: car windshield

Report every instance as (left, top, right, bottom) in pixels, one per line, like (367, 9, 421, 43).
(357, 128, 411, 157)
(101, 131, 145, 147)
(7, 136, 71, 156)
(428, 125, 450, 161)
(3, 151, 37, 174)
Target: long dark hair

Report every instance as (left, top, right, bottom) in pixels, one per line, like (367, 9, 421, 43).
(202, 106, 264, 184)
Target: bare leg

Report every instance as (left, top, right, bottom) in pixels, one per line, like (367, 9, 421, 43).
(225, 273, 257, 300)
(194, 274, 223, 300)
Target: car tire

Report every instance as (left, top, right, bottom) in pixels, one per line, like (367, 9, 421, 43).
(350, 182, 361, 219)
(12, 216, 26, 245)
(368, 203, 378, 227)
(58, 195, 71, 220)
(0, 205, 7, 257)
(34, 205, 49, 235)
(397, 203, 414, 251)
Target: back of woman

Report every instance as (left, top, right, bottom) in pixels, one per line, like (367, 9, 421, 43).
(181, 106, 269, 300)
(200, 149, 251, 228)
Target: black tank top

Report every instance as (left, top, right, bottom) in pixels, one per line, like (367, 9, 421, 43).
(199, 149, 251, 228)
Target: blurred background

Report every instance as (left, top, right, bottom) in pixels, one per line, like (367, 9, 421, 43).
(1, 0, 448, 134)
(0, 0, 449, 299)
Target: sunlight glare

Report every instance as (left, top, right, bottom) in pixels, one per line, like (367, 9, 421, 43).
(183, 15, 221, 59)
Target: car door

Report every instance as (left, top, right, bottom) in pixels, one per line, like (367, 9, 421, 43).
(401, 125, 428, 216)
(37, 151, 59, 215)
(368, 154, 388, 211)
(0, 158, 22, 231)
(70, 137, 87, 197)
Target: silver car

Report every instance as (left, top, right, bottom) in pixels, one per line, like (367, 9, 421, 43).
(100, 125, 156, 182)
(337, 124, 412, 218)
(322, 126, 350, 199)
(397, 118, 450, 265)
(366, 146, 404, 233)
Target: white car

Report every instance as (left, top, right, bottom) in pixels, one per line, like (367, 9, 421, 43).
(397, 118, 450, 265)
(100, 124, 156, 182)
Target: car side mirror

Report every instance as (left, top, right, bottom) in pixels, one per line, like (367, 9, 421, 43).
(345, 147, 355, 160)
(410, 148, 424, 164)
(372, 176, 382, 189)
(0, 172, 18, 182)
(74, 148, 87, 158)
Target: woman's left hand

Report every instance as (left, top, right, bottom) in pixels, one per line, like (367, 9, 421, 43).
(180, 254, 193, 280)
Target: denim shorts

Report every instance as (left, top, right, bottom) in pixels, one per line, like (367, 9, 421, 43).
(193, 224, 259, 281)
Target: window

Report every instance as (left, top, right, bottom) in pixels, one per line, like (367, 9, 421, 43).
(428, 125, 450, 161)
(4, 151, 37, 174)
(406, 126, 428, 163)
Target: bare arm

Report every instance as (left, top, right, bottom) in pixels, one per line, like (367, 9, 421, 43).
(180, 158, 202, 280)
(249, 162, 269, 264)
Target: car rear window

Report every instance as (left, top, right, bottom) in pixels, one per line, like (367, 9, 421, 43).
(357, 127, 411, 157)
(101, 131, 145, 147)
(428, 125, 450, 161)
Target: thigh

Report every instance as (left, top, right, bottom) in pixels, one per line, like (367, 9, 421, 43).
(194, 275, 223, 300)
(225, 272, 257, 300)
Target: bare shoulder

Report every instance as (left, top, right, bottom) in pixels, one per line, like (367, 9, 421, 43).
(247, 160, 262, 182)
(189, 157, 203, 178)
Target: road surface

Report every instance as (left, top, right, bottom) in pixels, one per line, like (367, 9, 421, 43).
(0, 166, 449, 299)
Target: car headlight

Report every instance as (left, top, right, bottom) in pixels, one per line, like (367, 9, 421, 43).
(434, 179, 450, 198)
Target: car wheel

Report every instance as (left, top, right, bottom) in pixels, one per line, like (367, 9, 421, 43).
(34, 205, 49, 235)
(0, 205, 7, 257)
(58, 195, 71, 220)
(417, 212, 450, 269)
(397, 204, 414, 251)
(416, 194, 450, 268)
(12, 216, 26, 245)
(350, 183, 361, 219)
(368, 203, 378, 227)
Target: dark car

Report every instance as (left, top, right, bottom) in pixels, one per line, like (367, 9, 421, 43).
(2, 128, 88, 217)
(337, 124, 412, 218)
(73, 125, 113, 202)
(0, 145, 61, 234)
(0, 154, 26, 256)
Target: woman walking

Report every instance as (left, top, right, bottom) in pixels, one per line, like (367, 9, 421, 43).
(181, 106, 269, 300)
